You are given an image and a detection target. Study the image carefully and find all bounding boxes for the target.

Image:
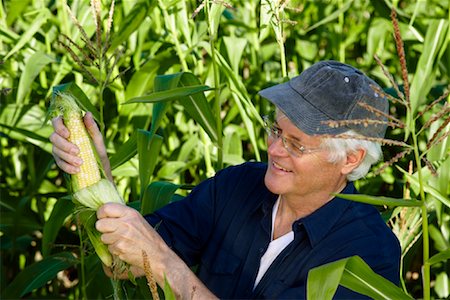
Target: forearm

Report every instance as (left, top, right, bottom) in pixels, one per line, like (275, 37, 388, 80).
(151, 244, 217, 300)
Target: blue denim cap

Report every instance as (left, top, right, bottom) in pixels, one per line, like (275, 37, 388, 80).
(259, 60, 389, 138)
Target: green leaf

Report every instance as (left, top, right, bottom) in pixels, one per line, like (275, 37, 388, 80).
(410, 19, 448, 114)
(17, 52, 55, 104)
(141, 181, 181, 215)
(4, 10, 49, 60)
(130, 72, 219, 144)
(341, 256, 413, 299)
(124, 85, 213, 104)
(42, 196, 74, 257)
(223, 36, 248, 74)
(0, 211, 41, 232)
(399, 168, 450, 209)
(109, 1, 152, 52)
(0, 123, 48, 143)
(428, 249, 450, 266)
(163, 274, 177, 300)
(307, 258, 347, 299)
(335, 193, 423, 207)
(178, 73, 219, 144)
(304, 0, 353, 32)
(109, 132, 137, 170)
(1, 252, 77, 299)
(137, 130, 163, 198)
(157, 161, 187, 180)
(208, 2, 226, 38)
(307, 256, 412, 300)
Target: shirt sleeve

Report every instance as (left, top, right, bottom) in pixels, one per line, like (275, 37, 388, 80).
(143, 163, 262, 267)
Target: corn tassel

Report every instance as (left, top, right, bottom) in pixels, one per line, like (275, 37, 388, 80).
(51, 92, 126, 270)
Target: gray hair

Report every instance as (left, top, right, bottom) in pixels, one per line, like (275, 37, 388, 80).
(321, 131, 383, 181)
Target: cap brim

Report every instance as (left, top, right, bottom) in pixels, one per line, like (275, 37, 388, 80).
(259, 81, 347, 136)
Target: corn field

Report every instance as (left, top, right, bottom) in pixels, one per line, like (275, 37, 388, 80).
(1, 0, 449, 299)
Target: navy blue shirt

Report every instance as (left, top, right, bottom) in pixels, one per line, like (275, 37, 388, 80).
(145, 162, 401, 299)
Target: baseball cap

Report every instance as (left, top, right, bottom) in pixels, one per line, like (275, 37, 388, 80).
(259, 60, 389, 138)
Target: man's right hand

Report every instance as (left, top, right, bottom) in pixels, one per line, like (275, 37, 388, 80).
(49, 111, 113, 181)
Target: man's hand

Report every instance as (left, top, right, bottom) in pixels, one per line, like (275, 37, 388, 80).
(96, 203, 167, 269)
(96, 203, 218, 300)
(49, 112, 113, 181)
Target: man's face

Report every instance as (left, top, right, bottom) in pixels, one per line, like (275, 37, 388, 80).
(264, 113, 348, 201)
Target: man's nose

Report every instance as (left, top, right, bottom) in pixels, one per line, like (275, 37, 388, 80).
(267, 137, 288, 156)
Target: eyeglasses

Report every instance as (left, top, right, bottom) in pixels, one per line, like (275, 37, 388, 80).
(263, 115, 323, 157)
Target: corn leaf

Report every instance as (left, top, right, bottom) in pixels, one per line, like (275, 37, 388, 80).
(1, 252, 77, 299)
(223, 36, 248, 74)
(141, 181, 181, 215)
(108, 1, 152, 52)
(335, 193, 423, 207)
(304, 0, 353, 33)
(4, 10, 49, 60)
(178, 73, 219, 144)
(17, 51, 54, 106)
(307, 256, 412, 300)
(163, 275, 176, 300)
(398, 167, 450, 209)
(428, 249, 450, 266)
(410, 19, 448, 114)
(109, 132, 137, 170)
(138, 130, 163, 199)
(42, 196, 74, 257)
(131, 72, 219, 144)
(124, 85, 213, 104)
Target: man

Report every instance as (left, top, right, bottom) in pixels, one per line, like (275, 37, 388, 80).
(50, 61, 401, 299)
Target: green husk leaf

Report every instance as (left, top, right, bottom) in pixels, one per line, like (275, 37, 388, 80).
(78, 209, 113, 267)
(73, 179, 124, 210)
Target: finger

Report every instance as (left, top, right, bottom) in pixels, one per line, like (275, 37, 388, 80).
(53, 155, 80, 174)
(96, 218, 120, 234)
(49, 131, 79, 156)
(51, 116, 70, 139)
(84, 112, 113, 181)
(99, 232, 118, 245)
(97, 203, 128, 219)
(51, 141, 82, 166)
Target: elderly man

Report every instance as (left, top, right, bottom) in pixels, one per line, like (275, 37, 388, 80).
(50, 61, 400, 299)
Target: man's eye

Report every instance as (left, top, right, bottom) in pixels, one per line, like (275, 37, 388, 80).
(273, 126, 282, 134)
(289, 141, 304, 151)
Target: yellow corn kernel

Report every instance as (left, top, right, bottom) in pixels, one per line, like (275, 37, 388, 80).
(65, 111, 101, 191)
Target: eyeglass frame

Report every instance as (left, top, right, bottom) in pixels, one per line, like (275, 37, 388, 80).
(263, 114, 324, 157)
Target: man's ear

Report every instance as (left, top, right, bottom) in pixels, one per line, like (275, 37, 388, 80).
(341, 148, 366, 175)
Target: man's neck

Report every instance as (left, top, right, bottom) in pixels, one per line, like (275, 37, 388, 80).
(273, 180, 348, 239)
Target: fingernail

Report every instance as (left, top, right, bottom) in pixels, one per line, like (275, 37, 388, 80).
(70, 147, 79, 155)
(75, 158, 83, 166)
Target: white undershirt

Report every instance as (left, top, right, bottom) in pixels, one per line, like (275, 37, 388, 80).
(254, 197, 294, 288)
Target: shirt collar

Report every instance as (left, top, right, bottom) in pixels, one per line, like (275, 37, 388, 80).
(295, 182, 355, 248)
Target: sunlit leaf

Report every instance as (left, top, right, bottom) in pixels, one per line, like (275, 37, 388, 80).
(138, 130, 163, 198)
(428, 249, 450, 265)
(141, 181, 181, 215)
(335, 193, 423, 207)
(307, 256, 413, 300)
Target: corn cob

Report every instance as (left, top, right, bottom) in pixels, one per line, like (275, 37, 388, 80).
(52, 92, 125, 269)
(64, 108, 101, 191)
